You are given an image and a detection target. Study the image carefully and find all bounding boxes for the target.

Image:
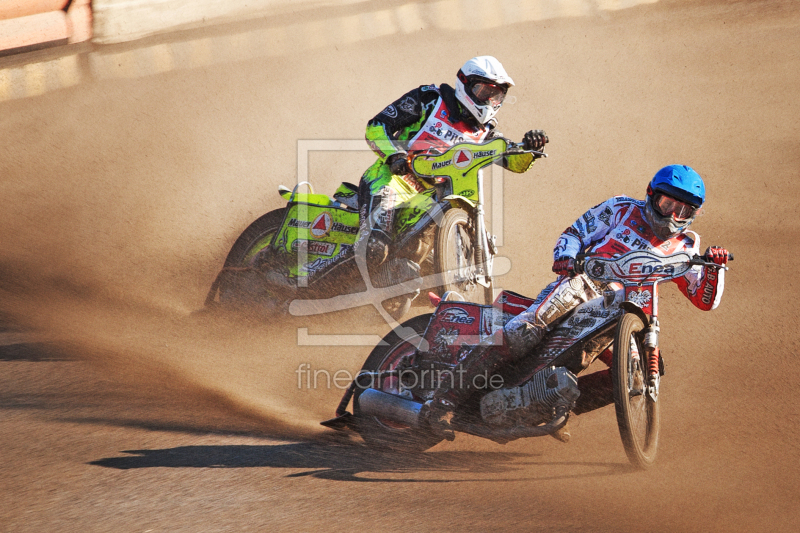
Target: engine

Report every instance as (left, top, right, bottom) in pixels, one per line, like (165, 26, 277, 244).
(480, 366, 580, 427)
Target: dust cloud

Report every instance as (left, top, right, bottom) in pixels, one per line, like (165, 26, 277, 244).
(1, 0, 800, 529)
(0, 41, 383, 438)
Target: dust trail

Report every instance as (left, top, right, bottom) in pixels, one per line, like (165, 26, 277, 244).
(0, 71, 381, 439)
(0, 254, 387, 438)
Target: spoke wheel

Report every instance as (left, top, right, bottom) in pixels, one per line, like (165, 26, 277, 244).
(433, 208, 492, 305)
(612, 313, 661, 469)
(353, 314, 443, 452)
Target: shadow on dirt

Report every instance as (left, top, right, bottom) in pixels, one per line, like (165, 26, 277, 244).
(0, 343, 72, 362)
(90, 440, 633, 482)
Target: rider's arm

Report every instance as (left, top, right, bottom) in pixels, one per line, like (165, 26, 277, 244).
(553, 197, 624, 260)
(672, 234, 726, 311)
(365, 86, 430, 161)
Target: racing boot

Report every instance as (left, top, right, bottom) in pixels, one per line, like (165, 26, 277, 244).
(550, 419, 571, 443)
(419, 398, 456, 441)
(504, 317, 548, 359)
(505, 318, 570, 443)
(371, 257, 422, 291)
(375, 258, 423, 319)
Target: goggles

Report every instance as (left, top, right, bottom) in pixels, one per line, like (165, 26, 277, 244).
(653, 192, 698, 221)
(469, 80, 507, 107)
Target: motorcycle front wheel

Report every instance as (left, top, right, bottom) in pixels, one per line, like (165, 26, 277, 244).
(433, 208, 493, 305)
(353, 313, 443, 452)
(612, 312, 661, 469)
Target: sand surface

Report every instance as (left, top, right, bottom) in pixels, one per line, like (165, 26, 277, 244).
(1, 0, 799, 530)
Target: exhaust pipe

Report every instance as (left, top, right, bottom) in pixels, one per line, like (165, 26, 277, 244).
(358, 388, 569, 441)
(358, 388, 423, 428)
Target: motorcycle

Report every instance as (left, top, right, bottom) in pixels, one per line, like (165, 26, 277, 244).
(321, 249, 732, 469)
(203, 137, 541, 319)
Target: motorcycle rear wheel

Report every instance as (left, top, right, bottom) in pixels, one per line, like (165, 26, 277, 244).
(612, 313, 661, 469)
(353, 313, 443, 452)
(434, 208, 493, 305)
(215, 208, 287, 308)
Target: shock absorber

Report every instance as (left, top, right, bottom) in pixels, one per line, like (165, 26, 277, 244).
(643, 317, 661, 400)
(642, 316, 660, 351)
(473, 170, 489, 279)
(648, 347, 661, 378)
(473, 205, 487, 277)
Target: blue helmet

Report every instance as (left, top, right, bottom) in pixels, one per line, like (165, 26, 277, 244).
(644, 165, 705, 240)
(650, 165, 705, 207)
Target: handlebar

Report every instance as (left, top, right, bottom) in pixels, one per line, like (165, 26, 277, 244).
(575, 251, 732, 273)
(574, 249, 732, 283)
(406, 136, 547, 178)
(689, 251, 734, 266)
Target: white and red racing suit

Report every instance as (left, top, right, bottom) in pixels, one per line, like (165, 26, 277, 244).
(503, 195, 725, 354)
(430, 195, 726, 417)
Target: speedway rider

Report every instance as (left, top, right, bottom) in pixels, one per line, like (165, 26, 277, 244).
(356, 56, 548, 279)
(423, 164, 731, 439)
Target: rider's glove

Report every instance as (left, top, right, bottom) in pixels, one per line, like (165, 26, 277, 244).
(703, 246, 730, 266)
(553, 256, 577, 277)
(523, 130, 549, 151)
(387, 152, 411, 176)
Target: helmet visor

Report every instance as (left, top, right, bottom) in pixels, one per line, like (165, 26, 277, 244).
(653, 192, 698, 221)
(469, 80, 507, 107)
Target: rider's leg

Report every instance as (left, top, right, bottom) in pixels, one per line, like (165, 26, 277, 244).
(420, 328, 509, 439)
(424, 275, 601, 434)
(505, 275, 600, 355)
(356, 164, 428, 295)
(356, 165, 390, 267)
(356, 163, 402, 273)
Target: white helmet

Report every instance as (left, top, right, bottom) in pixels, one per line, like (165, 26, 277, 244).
(454, 56, 515, 124)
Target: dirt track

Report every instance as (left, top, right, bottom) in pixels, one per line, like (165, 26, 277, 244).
(2, 0, 799, 531)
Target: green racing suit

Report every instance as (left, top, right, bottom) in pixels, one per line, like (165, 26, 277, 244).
(358, 82, 535, 256)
